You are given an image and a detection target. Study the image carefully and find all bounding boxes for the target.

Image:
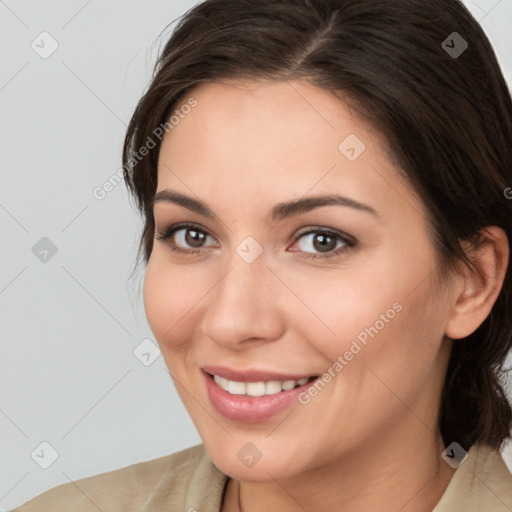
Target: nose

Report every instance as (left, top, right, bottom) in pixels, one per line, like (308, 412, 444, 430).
(199, 255, 286, 350)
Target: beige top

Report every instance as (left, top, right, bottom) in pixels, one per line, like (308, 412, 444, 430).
(11, 442, 512, 511)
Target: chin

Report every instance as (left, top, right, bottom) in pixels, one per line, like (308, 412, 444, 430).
(202, 436, 307, 482)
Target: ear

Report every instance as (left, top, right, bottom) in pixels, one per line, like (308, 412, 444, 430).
(445, 226, 509, 340)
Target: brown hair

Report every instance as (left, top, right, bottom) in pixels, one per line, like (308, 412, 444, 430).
(123, 0, 512, 451)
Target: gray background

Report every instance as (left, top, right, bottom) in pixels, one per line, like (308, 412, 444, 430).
(1, 0, 511, 509)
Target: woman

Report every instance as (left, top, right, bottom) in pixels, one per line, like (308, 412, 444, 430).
(13, 0, 512, 510)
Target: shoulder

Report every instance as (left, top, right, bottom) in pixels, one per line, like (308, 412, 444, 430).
(12, 444, 228, 512)
(434, 442, 512, 512)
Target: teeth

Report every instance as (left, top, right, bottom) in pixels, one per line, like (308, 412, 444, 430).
(227, 380, 246, 395)
(265, 381, 282, 395)
(213, 375, 312, 396)
(282, 380, 296, 391)
(246, 382, 266, 396)
(213, 375, 228, 390)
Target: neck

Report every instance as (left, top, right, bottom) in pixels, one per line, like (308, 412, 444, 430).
(224, 426, 456, 512)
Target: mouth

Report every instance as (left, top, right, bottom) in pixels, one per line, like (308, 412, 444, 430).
(208, 373, 317, 396)
(201, 367, 320, 423)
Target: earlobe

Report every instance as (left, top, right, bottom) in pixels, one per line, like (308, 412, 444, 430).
(445, 226, 509, 340)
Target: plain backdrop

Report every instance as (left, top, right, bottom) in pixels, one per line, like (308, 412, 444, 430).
(1, 0, 512, 509)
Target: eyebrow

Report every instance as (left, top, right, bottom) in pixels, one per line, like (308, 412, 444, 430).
(152, 189, 380, 222)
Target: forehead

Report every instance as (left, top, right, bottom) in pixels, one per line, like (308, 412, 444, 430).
(163, 79, 381, 163)
(156, 79, 418, 220)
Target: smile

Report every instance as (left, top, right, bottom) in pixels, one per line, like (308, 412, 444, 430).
(202, 367, 319, 422)
(212, 375, 312, 396)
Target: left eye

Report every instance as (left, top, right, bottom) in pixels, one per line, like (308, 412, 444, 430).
(290, 229, 355, 258)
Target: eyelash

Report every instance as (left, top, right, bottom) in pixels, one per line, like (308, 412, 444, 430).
(155, 222, 357, 260)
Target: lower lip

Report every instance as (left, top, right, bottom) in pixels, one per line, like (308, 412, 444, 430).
(203, 371, 316, 423)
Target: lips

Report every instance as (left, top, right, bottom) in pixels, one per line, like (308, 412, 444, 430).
(202, 365, 317, 383)
(202, 366, 319, 422)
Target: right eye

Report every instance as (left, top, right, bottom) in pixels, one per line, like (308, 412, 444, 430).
(155, 222, 218, 254)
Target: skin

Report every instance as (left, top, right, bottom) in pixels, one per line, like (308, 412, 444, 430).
(143, 79, 509, 512)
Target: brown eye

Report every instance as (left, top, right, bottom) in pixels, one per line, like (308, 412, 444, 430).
(183, 228, 207, 248)
(290, 228, 356, 259)
(311, 233, 338, 252)
(155, 223, 217, 252)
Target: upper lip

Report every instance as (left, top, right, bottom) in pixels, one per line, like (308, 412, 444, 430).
(202, 365, 318, 383)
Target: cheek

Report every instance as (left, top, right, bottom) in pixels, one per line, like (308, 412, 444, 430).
(275, 256, 407, 358)
(326, 272, 448, 411)
(143, 260, 171, 341)
(289, 245, 445, 372)
(143, 255, 201, 351)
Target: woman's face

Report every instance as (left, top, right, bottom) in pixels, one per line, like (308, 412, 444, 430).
(144, 79, 456, 481)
